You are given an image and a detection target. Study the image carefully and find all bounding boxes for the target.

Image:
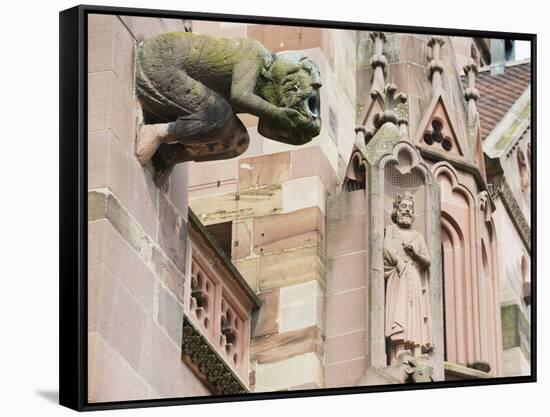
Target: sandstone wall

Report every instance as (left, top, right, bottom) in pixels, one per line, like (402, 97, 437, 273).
(87, 14, 210, 402)
(187, 21, 358, 391)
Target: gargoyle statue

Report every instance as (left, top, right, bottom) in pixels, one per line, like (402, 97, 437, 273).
(135, 31, 322, 185)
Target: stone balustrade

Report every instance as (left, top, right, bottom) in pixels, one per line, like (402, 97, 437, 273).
(182, 210, 261, 393)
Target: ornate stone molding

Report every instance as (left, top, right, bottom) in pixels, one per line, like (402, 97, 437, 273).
(498, 179, 531, 252)
(181, 317, 248, 395)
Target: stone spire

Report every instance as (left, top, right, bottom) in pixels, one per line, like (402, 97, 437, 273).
(463, 58, 480, 126)
(427, 36, 445, 96)
(370, 32, 387, 97)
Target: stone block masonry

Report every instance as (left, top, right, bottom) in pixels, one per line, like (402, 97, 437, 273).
(87, 14, 209, 402)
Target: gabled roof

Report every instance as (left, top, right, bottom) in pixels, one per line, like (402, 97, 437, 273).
(473, 60, 531, 140)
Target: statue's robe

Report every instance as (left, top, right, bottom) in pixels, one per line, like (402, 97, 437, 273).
(383, 224, 433, 351)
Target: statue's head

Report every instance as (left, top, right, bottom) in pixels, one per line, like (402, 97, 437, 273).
(391, 192, 415, 228)
(258, 51, 322, 145)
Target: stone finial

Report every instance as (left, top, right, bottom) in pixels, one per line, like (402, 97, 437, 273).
(370, 32, 387, 96)
(427, 36, 445, 95)
(374, 83, 407, 128)
(463, 59, 479, 125)
(355, 126, 370, 144)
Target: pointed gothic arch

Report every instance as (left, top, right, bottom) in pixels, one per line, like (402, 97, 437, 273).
(433, 162, 481, 368)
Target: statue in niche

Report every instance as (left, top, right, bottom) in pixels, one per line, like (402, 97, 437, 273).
(384, 192, 433, 365)
(135, 32, 322, 184)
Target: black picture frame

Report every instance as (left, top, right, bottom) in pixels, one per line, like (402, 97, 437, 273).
(59, 4, 537, 411)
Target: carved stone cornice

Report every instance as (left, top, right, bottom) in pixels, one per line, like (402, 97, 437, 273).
(181, 316, 248, 395)
(498, 179, 531, 252)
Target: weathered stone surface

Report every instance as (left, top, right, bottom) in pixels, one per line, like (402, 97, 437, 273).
(324, 357, 367, 388)
(254, 352, 323, 392)
(168, 162, 190, 220)
(233, 219, 252, 259)
(157, 284, 185, 346)
(282, 177, 327, 215)
(189, 158, 237, 189)
(252, 326, 323, 364)
(279, 281, 324, 333)
(88, 331, 153, 403)
(327, 189, 366, 219)
(248, 25, 321, 53)
(88, 129, 158, 238)
(151, 245, 185, 303)
(88, 14, 135, 94)
(291, 146, 337, 194)
(238, 152, 291, 190)
(88, 71, 137, 155)
(92, 264, 147, 372)
(119, 15, 189, 41)
(327, 251, 366, 295)
(235, 257, 260, 292)
(325, 330, 366, 365)
(158, 193, 188, 272)
(325, 288, 366, 338)
(327, 213, 366, 258)
(88, 218, 155, 314)
(190, 185, 283, 226)
(252, 289, 279, 338)
(253, 207, 324, 256)
(259, 246, 326, 291)
(138, 317, 211, 397)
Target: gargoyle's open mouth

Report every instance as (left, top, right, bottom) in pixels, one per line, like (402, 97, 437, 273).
(305, 91, 320, 119)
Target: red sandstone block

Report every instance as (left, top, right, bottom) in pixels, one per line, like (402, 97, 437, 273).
(238, 152, 291, 190)
(138, 317, 211, 397)
(93, 264, 148, 372)
(291, 146, 337, 194)
(88, 331, 152, 402)
(88, 70, 137, 155)
(88, 219, 155, 311)
(325, 288, 366, 337)
(88, 129, 159, 238)
(325, 330, 367, 365)
(248, 25, 322, 53)
(327, 251, 366, 295)
(252, 207, 325, 255)
(324, 357, 367, 388)
(327, 213, 366, 258)
(252, 289, 280, 338)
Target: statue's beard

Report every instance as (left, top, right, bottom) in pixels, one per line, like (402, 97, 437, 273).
(396, 213, 414, 228)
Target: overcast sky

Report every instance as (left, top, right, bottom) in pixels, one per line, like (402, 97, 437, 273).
(515, 40, 530, 59)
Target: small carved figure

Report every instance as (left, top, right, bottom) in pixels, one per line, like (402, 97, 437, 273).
(384, 192, 433, 365)
(360, 351, 434, 385)
(135, 32, 322, 184)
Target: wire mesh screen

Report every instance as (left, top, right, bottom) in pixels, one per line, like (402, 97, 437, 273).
(383, 150, 428, 237)
(383, 149, 429, 365)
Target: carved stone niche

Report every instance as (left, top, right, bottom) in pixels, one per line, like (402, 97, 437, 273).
(359, 126, 444, 384)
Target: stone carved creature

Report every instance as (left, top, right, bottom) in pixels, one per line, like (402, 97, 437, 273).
(359, 351, 434, 385)
(135, 32, 322, 184)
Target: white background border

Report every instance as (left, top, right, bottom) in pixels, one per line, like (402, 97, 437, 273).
(0, 0, 545, 415)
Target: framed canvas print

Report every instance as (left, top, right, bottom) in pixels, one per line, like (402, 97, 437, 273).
(59, 4, 536, 411)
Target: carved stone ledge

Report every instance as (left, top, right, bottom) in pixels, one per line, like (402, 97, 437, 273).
(182, 316, 248, 395)
(498, 179, 531, 252)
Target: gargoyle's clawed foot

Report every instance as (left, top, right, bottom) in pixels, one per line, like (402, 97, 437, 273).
(135, 124, 168, 166)
(152, 150, 175, 188)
